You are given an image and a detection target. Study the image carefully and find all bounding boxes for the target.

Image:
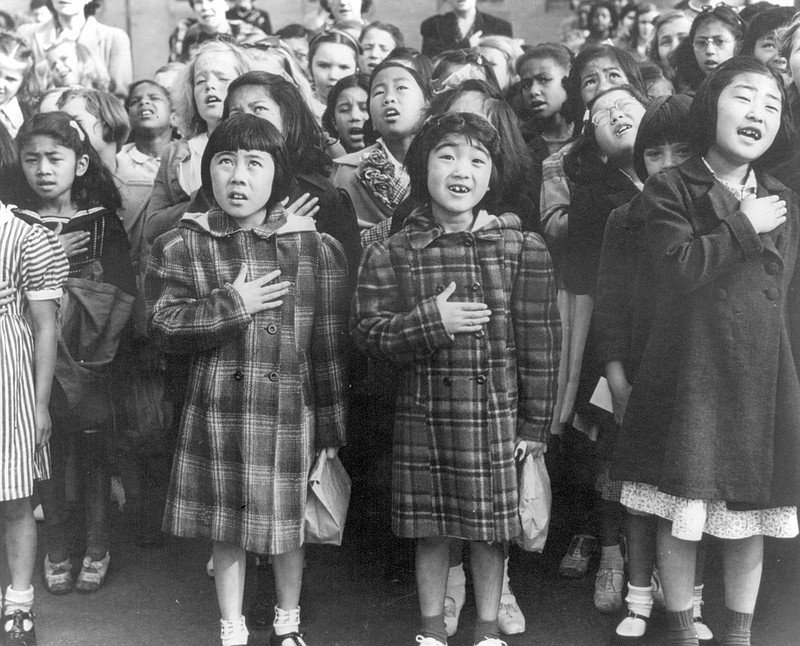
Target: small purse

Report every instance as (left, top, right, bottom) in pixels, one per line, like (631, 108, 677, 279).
(304, 452, 351, 545)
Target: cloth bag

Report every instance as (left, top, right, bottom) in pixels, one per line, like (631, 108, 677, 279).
(516, 454, 552, 552)
(304, 452, 351, 545)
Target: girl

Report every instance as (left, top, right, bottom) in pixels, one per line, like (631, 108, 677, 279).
(741, 6, 794, 87)
(351, 111, 560, 646)
(430, 49, 501, 95)
(613, 56, 800, 646)
(670, 5, 744, 95)
(333, 59, 431, 229)
(478, 35, 524, 96)
(647, 11, 692, 70)
(322, 74, 370, 154)
(147, 113, 348, 646)
(15, 111, 136, 596)
(0, 122, 67, 646)
(594, 94, 713, 645)
(620, 3, 659, 61)
(359, 22, 404, 75)
(145, 40, 252, 244)
(307, 30, 359, 120)
(45, 40, 109, 92)
(0, 33, 35, 139)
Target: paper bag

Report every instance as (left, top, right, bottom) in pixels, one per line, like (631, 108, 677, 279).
(304, 452, 351, 545)
(516, 454, 552, 553)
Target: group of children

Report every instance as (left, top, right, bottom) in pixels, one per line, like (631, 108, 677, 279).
(0, 1, 799, 646)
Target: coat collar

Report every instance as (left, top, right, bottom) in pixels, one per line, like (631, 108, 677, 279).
(404, 206, 519, 249)
(180, 206, 317, 239)
(333, 143, 380, 169)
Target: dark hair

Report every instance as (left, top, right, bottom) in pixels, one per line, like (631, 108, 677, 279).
(741, 6, 794, 57)
(223, 72, 331, 176)
(431, 48, 500, 94)
(738, 1, 777, 26)
(633, 93, 692, 181)
(125, 79, 171, 109)
(364, 59, 432, 143)
(46, 0, 99, 18)
(360, 21, 405, 48)
(384, 47, 433, 86)
(16, 111, 121, 211)
(320, 0, 373, 16)
(515, 42, 573, 77)
(322, 73, 370, 140)
(587, 2, 619, 38)
(56, 88, 131, 153)
(276, 24, 310, 40)
(308, 29, 361, 69)
(670, 5, 745, 93)
(562, 44, 645, 129)
(690, 56, 794, 169)
(201, 113, 292, 211)
(406, 112, 502, 212)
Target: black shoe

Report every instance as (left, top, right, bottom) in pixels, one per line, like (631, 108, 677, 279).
(269, 631, 307, 646)
(2, 610, 36, 646)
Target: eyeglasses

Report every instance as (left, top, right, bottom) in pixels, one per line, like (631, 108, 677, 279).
(590, 97, 640, 127)
(693, 36, 733, 50)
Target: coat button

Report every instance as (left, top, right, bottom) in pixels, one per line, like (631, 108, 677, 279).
(436, 284, 445, 293)
(470, 282, 481, 292)
(476, 374, 487, 385)
(443, 376, 452, 386)
(268, 371, 279, 382)
(233, 370, 244, 381)
(765, 287, 780, 300)
(765, 262, 781, 276)
(464, 237, 474, 247)
(266, 324, 278, 334)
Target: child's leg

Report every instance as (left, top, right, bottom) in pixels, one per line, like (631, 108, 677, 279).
(213, 541, 248, 646)
(657, 519, 699, 646)
(444, 540, 466, 636)
(469, 540, 504, 644)
(717, 535, 763, 646)
(692, 541, 714, 643)
(1, 498, 37, 642)
(614, 513, 657, 638)
(81, 429, 111, 561)
(595, 498, 626, 613)
(271, 545, 305, 642)
(415, 536, 452, 644)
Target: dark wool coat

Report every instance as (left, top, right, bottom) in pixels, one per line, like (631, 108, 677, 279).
(147, 207, 349, 554)
(612, 156, 800, 507)
(351, 209, 560, 541)
(420, 11, 513, 58)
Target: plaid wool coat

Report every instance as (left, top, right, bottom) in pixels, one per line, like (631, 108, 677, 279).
(147, 207, 349, 554)
(351, 208, 560, 541)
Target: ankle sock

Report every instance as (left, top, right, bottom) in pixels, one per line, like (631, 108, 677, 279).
(219, 615, 248, 646)
(720, 609, 752, 646)
(421, 613, 448, 644)
(4, 586, 33, 615)
(599, 544, 625, 571)
(473, 617, 500, 644)
(692, 584, 705, 619)
(501, 557, 512, 596)
(615, 584, 653, 637)
(273, 605, 301, 635)
(666, 608, 699, 646)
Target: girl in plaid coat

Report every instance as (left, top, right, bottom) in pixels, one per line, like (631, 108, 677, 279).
(351, 113, 560, 646)
(147, 115, 349, 646)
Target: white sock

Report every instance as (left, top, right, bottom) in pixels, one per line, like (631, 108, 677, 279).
(693, 584, 705, 619)
(273, 605, 300, 636)
(220, 615, 248, 646)
(446, 563, 466, 606)
(599, 544, 625, 570)
(4, 585, 33, 614)
(616, 584, 653, 637)
(501, 557, 513, 597)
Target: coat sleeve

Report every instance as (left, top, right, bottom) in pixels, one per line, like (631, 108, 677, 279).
(643, 172, 764, 293)
(145, 147, 192, 244)
(145, 230, 251, 353)
(513, 232, 561, 443)
(350, 240, 454, 365)
(310, 235, 350, 451)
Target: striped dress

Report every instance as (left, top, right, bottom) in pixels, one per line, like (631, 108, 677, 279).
(0, 204, 68, 501)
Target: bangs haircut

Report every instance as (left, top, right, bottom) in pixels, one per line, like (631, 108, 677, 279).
(405, 112, 502, 212)
(223, 71, 331, 176)
(633, 93, 693, 182)
(200, 113, 292, 211)
(689, 56, 795, 170)
(742, 6, 794, 56)
(384, 47, 433, 86)
(322, 73, 370, 141)
(308, 29, 361, 67)
(363, 59, 432, 143)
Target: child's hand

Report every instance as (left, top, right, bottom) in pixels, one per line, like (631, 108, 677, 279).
(58, 231, 91, 258)
(435, 282, 491, 335)
(740, 194, 787, 234)
(35, 405, 52, 447)
(0, 281, 13, 311)
(282, 193, 320, 219)
(231, 264, 291, 315)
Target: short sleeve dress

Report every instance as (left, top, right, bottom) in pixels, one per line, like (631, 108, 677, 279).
(0, 204, 69, 501)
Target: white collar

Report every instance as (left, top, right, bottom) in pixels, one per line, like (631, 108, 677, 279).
(0, 97, 24, 130)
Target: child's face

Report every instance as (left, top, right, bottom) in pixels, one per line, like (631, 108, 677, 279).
(333, 85, 369, 152)
(359, 28, 395, 74)
(21, 135, 88, 205)
(228, 85, 284, 134)
(311, 43, 357, 104)
(192, 0, 229, 32)
(193, 52, 239, 129)
(753, 30, 788, 76)
(478, 46, 512, 93)
(0, 53, 27, 108)
(59, 96, 109, 158)
(637, 10, 658, 42)
(127, 82, 171, 135)
(693, 19, 738, 76)
(519, 56, 568, 120)
(591, 7, 613, 37)
(284, 37, 310, 73)
(210, 149, 275, 229)
(711, 72, 782, 167)
(656, 17, 691, 64)
(591, 89, 645, 160)
(643, 142, 693, 177)
(427, 133, 492, 224)
(369, 66, 427, 140)
(47, 42, 80, 86)
(580, 56, 630, 106)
